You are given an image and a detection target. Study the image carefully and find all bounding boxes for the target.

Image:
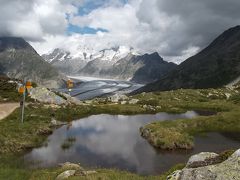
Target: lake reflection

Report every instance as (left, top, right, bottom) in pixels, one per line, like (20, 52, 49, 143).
(24, 112, 240, 175)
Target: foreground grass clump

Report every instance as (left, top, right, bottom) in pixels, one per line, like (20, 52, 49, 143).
(0, 155, 184, 180)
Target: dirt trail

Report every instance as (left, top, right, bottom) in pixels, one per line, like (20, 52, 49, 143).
(0, 103, 19, 120)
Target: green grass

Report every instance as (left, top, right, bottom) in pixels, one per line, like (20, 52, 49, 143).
(0, 154, 184, 180)
(138, 88, 240, 149)
(0, 87, 240, 179)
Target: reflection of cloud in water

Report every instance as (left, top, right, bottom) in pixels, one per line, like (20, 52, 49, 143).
(24, 112, 200, 174)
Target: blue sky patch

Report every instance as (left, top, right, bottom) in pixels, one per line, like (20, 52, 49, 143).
(67, 24, 108, 35)
(77, 0, 128, 16)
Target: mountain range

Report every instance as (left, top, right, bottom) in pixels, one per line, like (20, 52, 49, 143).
(1, 25, 240, 92)
(0, 37, 63, 88)
(134, 25, 240, 93)
(42, 46, 176, 83)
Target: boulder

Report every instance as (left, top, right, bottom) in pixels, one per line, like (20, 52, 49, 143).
(186, 152, 220, 168)
(30, 87, 66, 105)
(56, 170, 76, 180)
(168, 149, 240, 180)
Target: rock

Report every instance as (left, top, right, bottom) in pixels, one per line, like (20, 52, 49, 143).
(129, 99, 139, 104)
(169, 149, 240, 180)
(59, 93, 84, 105)
(75, 170, 97, 176)
(56, 170, 76, 180)
(186, 152, 220, 168)
(30, 87, 66, 105)
(167, 170, 181, 180)
(108, 94, 128, 103)
(51, 118, 67, 127)
(224, 93, 231, 100)
(121, 101, 127, 105)
(59, 162, 82, 170)
(143, 105, 148, 109)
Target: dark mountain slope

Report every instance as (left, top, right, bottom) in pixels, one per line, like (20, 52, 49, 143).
(0, 37, 63, 88)
(135, 25, 240, 93)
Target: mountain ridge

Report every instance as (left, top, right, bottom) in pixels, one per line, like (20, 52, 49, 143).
(0, 37, 63, 88)
(134, 25, 240, 93)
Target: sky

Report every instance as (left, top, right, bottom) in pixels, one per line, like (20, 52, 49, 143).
(1, 0, 240, 63)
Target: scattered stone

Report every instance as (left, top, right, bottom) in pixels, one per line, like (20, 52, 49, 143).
(59, 162, 82, 170)
(224, 93, 231, 100)
(57, 162, 97, 178)
(51, 118, 67, 127)
(108, 94, 128, 103)
(56, 170, 76, 180)
(121, 101, 127, 105)
(129, 99, 139, 104)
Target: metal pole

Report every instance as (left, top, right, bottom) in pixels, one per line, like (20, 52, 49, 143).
(21, 86, 25, 123)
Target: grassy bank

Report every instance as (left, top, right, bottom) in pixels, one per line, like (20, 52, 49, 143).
(137, 88, 240, 150)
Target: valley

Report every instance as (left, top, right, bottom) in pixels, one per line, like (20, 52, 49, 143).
(0, 23, 240, 180)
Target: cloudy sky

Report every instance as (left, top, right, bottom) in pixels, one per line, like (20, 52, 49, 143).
(1, 0, 240, 63)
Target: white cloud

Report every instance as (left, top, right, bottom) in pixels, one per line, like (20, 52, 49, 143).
(1, 0, 240, 63)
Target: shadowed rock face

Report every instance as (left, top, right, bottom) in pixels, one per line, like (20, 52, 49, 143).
(135, 26, 240, 93)
(0, 37, 63, 88)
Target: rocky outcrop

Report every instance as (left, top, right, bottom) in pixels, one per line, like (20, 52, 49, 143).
(168, 149, 240, 180)
(55, 162, 97, 179)
(30, 87, 83, 105)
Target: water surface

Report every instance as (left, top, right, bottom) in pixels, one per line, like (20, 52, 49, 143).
(24, 112, 240, 175)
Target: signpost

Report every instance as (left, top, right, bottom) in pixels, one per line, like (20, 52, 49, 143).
(67, 79, 74, 95)
(18, 80, 32, 123)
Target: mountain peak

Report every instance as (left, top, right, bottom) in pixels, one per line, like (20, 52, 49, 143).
(0, 37, 32, 52)
(134, 25, 240, 93)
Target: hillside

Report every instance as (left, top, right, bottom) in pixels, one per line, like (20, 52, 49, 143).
(0, 37, 63, 88)
(135, 26, 240, 93)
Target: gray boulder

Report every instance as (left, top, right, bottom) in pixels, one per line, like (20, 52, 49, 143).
(186, 152, 220, 168)
(168, 149, 240, 180)
(56, 170, 76, 180)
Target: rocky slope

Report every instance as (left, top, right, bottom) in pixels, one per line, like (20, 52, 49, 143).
(0, 37, 63, 88)
(135, 25, 240, 93)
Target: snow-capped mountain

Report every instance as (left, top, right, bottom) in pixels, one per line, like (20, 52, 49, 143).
(42, 46, 176, 83)
(42, 48, 71, 63)
(43, 46, 138, 63)
(42, 46, 139, 75)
